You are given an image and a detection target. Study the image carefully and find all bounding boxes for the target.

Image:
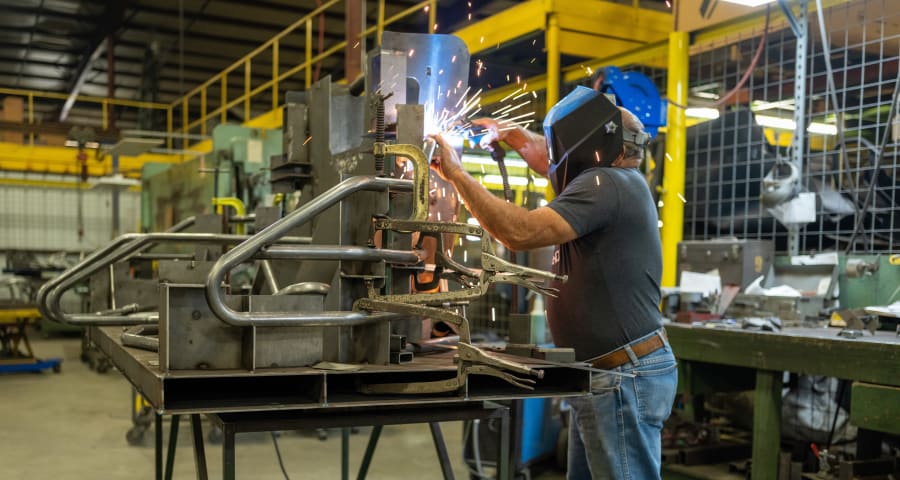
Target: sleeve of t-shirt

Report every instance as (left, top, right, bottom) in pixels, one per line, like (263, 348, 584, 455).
(546, 168, 619, 237)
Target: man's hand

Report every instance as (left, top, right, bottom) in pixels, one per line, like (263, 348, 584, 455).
(428, 133, 464, 182)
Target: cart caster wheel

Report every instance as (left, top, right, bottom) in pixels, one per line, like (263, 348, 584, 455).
(52, 364, 61, 373)
(317, 429, 328, 441)
(207, 425, 224, 445)
(126, 426, 147, 446)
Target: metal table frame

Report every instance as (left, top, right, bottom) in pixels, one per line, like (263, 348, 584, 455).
(154, 402, 510, 480)
(667, 324, 900, 480)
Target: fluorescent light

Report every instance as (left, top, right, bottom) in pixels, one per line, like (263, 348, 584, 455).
(462, 154, 529, 169)
(483, 174, 548, 188)
(721, 0, 776, 7)
(685, 107, 720, 120)
(755, 115, 837, 135)
(807, 123, 838, 135)
(755, 115, 796, 130)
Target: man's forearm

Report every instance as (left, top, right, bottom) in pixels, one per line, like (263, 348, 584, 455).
(446, 168, 529, 249)
(504, 126, 549, 177)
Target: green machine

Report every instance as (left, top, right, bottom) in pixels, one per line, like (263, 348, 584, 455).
(141, 124, 282, 232)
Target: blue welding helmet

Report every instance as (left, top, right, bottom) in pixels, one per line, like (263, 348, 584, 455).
(543, 86, 623, 194)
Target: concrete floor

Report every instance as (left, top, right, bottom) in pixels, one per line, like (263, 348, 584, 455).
(2, 333, 558, 480)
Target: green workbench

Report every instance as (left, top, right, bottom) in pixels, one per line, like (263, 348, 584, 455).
(666, 324, 900, 480)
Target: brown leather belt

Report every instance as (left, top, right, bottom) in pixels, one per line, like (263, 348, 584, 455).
(589, 329, 667, 370)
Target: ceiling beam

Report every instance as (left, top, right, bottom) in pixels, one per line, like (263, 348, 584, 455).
(59, 2, 129, 121)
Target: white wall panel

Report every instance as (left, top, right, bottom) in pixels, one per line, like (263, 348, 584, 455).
(0, 174, 140, 252)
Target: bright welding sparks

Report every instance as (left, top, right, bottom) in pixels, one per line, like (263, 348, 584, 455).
(595, 150, 600, 163)
(408, 49, 415, 57)
(677, 192, 687, 204)
(303, 136, 312, 145)
(596, 175, 600, 186)
(424, 5, 429, 12)
(491, 307, 496, 322)
(451, 55, 457, 63)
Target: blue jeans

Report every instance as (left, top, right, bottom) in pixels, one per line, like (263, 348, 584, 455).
(567, 331, 678, 480)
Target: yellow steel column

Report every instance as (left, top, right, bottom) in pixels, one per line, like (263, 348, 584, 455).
(545, 12, 560, 201)
(201, 87, 207, 136)
(377, 0, 385, 44)
(220, 75, 227, 123)
(428, 0, 437, 32)
(244, 60, 251, 120)
(546, 13, 560, 110)
(660, 31, 689, 287)
(305, 19, 313, 88)
(272, 40, 279, 110)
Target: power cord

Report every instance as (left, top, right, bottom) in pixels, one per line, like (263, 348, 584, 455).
(270, 432, 291, 480)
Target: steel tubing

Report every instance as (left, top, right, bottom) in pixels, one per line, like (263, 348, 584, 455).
(205, 175, 413, 327)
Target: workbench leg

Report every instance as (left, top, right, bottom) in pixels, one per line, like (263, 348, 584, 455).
(856, 429, 884, 460)
(341, 428, 350, 480)
(222, 426, 236, 480)
(752, 370, 782, 480)
(429, 423, 455, 480)
(165, 415, 180, 480)
(190, 415, 208, 480)
(156, 413, 163, 480)
(498, 407, 510, 480)
(356, 425, 383, 480)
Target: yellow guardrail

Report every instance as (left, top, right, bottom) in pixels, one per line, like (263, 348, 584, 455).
(0, 87, 171, 147)
(0, 0, 436, 155)
(171, 0, 436, 145)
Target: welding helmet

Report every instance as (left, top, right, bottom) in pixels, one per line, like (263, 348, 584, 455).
(544, 86, 624, 194)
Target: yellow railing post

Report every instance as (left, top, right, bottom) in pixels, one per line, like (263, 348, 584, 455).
(660, 31, 689, 287)
(220, 75, 227, 123)
(244, 60, 251, 121)
(377, 0, 385, 45)
(167, 107, 173, 149)
(101, 99, 108, 130)
(272, 40, 279, 110)
(201, 87, 207, 136)
(428, 0, 437, 32)
(306, 19, 313, 88)
(27, 93, 34, 146)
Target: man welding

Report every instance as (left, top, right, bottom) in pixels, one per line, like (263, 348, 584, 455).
(429, 86, 676, 479)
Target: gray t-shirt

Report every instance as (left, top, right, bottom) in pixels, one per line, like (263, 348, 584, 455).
(546, 167, 662, 360)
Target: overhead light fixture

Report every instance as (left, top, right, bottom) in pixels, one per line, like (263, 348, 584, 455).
(462, 154, 528, 169)
(685, 107, 720, 119)
(721, 0, 777, 7)
(91, 173, 140, 190)
(755, 115, 837, 135)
